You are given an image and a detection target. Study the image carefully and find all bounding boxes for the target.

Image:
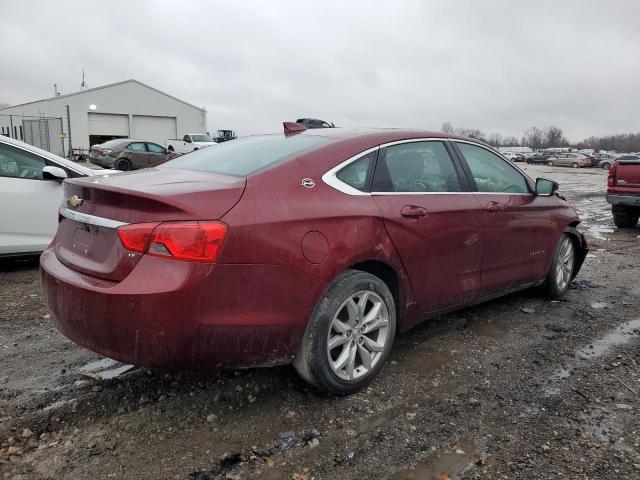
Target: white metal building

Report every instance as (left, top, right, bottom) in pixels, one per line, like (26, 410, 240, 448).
(0, 79, 207, 156)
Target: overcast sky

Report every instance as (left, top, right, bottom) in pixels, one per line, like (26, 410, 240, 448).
(2, 0, 639, 141)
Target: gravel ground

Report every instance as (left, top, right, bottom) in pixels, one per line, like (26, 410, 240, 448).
(1, 164, 639, 480)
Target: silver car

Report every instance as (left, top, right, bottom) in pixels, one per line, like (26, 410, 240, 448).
(547, 153, 591, 168)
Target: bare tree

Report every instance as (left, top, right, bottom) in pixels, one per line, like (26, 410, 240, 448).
(441, 122, 455, 134)
(487, 133, 503, 147)
(522, 127, 544, 150)
(502, 136, 520, 147)
(543, 126, 566, 148)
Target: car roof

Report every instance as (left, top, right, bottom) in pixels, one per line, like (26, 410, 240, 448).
(0, 135, 95, 176)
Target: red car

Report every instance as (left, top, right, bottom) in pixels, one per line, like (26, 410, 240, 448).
(41, 126, 587, 395)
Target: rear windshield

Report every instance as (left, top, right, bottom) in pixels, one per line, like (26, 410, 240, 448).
(99, 139, 127, 148)
(163, 134, 335, 176)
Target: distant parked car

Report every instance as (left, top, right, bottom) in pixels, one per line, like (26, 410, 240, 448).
(547, 153, 591, 168)
(526, 150, 558, 164)
(607, 155, 640, 227)
(296, 118, 335, 129)
(597, 153, 619, 170)
(165, 134, 217, 154)
(89, 139, 173, 171)
(0, 136, 117, 256)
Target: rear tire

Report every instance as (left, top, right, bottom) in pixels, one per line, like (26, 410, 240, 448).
(571, 162, 579, 168)
(545, 234, 575, 299)
(293, 270, 396, 395)
(601, 162, 611, 169)
(612, 206, 640, 228)
(115, 158, 132, 171)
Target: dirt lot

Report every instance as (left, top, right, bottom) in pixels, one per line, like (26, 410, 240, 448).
(1, 164, 639, 480)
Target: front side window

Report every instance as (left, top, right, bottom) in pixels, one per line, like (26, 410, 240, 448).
(336, 151, 375, 191)
(0, 142, 45, 179)
(373, 141, 462, 193)
(457, 143, 530, 194)
(147, 143, 166, 154)
(128, 142, 146, 152)
(190, 134, 213, 142)
(183, 135, 191, 143)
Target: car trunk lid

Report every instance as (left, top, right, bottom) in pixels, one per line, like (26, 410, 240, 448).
(55, 167, 246, 281)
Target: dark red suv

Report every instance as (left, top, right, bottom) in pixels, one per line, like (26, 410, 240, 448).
(41, 127, 587, 394)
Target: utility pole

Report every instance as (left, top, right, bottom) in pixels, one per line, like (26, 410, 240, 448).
(66, 105, 73, 159)
(9, 115, 13, 139)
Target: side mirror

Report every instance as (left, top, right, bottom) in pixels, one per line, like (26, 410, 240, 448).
(42, 165, 68, 182)
(535, 177, 558, 196)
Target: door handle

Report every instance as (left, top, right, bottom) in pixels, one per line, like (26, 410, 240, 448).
(486, 201, 506, 212)
(401, 205, 428, 218)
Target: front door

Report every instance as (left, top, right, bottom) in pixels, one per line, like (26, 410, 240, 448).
(371, 140, 484, 313)
(453, 142, 554, 294)
(0, 141, 62, 254)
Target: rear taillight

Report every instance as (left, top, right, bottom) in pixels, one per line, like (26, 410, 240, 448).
(607, 162, 617, 187)
(117, 221, 228, 262)
(117, 222, 160, 253)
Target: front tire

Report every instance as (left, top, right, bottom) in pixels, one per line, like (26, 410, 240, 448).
(546, 234, 575, 299)
(601, 162, 611, 169)
(547, 160, 553, 166)
(612, 206, 640, 228)
(294, 270, 396, 395)
(571, 162, 579, 168)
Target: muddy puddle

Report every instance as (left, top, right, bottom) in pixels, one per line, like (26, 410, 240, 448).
(575, 319, 640, 360)
(389, 440, 479, 479)
(546, 319, 640, 395)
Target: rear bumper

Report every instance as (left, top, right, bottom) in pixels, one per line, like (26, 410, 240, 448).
(40, 248, 326, 370)
(607, 193, 640, 208)
(88, 154, 114, 168)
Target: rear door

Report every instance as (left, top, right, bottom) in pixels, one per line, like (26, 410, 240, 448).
(371, 140, 484, 313)
(0, 141, 63, 254)
(453, 142, 554, 294)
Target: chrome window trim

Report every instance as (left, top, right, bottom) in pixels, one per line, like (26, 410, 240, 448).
(322, 138, 452, 196)
(321, 146, 379, 196)
(371, 191, 533, 196)
(59, 205, 128, 229)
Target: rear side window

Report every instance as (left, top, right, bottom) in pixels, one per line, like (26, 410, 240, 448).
(164, 134, 335, 177)
(336, 151, 375, 191)
(128, 142, 146, 152)
(373, 141, 462, 193)
(457, 143, 529, 194)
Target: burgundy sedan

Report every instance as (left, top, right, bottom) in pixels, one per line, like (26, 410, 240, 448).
(41, 126, 587, 395)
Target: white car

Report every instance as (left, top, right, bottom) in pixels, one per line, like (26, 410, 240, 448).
(0, 136, 117, 256)
(164, 134, 217, 154)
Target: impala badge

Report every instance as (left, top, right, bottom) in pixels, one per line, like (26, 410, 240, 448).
(68, 195, 84, 208)
(301, 178, 315, 189)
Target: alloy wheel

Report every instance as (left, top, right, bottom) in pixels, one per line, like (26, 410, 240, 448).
(327, 290, 390, 381)
(555, 237, 574, 290)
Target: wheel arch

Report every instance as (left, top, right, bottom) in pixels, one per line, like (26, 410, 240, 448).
(348, 259, 407, 327)
(563, 223, 588, 279)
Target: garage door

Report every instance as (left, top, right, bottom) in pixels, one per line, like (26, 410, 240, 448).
(88, 113, 130, 136)
(132, 115, 177, 144)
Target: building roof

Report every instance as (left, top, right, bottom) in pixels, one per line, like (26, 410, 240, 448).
(0, 79, 205, 112)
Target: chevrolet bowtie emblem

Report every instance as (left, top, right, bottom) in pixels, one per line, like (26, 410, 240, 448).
(68, 195, 84, 208)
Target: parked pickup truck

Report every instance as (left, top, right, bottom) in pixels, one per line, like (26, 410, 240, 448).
(165, 134, 216, 154)
(606, 154, 640, 228)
